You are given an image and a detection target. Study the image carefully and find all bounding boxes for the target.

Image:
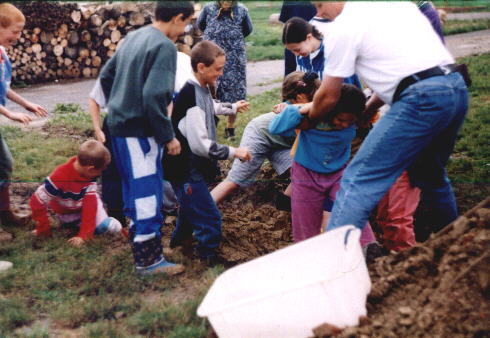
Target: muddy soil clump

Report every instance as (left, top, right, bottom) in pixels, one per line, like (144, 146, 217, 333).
(318, 197, 490, 337)
(215, 164, 292, 263)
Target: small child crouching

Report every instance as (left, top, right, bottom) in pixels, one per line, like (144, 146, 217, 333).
(165, 41, 252, 266)
(30, 140, 125, 246)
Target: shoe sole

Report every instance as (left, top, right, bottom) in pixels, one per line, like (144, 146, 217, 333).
(137, 264, 185, 276)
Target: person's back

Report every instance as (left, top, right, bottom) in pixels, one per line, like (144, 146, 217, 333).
(100, 26, 176, 145)
(324, 2, 453, 104)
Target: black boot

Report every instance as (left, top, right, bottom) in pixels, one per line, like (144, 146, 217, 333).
(224, 128, 235, 140)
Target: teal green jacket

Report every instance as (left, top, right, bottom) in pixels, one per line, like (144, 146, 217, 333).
(100, 25, 176, 145)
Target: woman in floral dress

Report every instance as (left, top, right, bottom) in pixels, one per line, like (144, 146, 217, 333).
(197, 1, 253, 139)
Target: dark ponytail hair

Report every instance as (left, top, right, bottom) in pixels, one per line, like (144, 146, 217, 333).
(282, 71, 321, 102)
(282, 17, 323, 45)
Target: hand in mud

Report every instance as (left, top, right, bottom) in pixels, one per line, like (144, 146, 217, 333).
(235, 100, 249, 113)
(68, 236, 85, 247)
(272, 102, 288, 114)
(235, 147, 252, 162)
(6, 111, 32, 125)
(166, 138, 181, 155)
(95, 128, 106, 143)
(24, 101, 48, 117)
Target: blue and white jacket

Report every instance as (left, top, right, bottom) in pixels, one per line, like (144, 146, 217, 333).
(296, 40, 362, 88)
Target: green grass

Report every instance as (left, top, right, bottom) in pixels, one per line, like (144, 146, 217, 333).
(447, 53, 490, 211)
(444, 19, 490, 35)
(245, 1, 284, 61)
(1, 126, 80, 183)
(0, 53, 488, 336)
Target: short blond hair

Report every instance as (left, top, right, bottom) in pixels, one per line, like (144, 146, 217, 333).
(0, 3, 25, 28)
(77, 140, 111, 170)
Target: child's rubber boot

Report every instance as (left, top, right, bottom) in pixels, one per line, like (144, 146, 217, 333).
(0, 186, 29, 227)
(132, 235, 185, 276)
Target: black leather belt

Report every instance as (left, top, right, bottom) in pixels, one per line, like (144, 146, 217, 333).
(393, 64, 457, 103)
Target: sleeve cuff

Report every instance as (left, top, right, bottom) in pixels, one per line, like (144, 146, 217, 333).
(228, 146, 236, 160)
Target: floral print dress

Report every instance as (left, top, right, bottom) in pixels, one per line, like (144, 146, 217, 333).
(197, 2, 253, 102)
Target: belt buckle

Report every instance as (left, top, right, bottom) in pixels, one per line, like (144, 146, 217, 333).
(439, 65, 451, 75)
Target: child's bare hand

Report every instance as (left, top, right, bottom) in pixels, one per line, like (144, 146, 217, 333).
(272, 102, 288, 114)
(166, 138, 181, 155)
(235, 100, 249, 113)
(6, 111, 32, 125)
(24, 101, 48, 117)
(68, 236, 85, 246)
(234, 147, 252, 162)
(95, 129, 106, 143)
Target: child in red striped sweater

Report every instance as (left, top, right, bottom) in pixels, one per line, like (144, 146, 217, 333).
(30, 140, 125, 246)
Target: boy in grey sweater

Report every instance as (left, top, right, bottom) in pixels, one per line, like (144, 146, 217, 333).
(99, 1, 194, 275)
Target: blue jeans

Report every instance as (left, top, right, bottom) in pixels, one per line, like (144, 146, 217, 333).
(172, 179, 221, 259)
(328, 72, 468, 232)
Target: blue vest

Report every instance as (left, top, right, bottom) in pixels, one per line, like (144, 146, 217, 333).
(296, 41, 362, 88)
(0, 48, 12, 106)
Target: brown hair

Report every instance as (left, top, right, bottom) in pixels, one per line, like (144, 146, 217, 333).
(330, 84, 366, 120)
(190, 41, 225, 72)
(282, 17, 323, 45)
(77, 140, 111, 170)
(0, 3, 25, 28)
(282, 71, 320, 102)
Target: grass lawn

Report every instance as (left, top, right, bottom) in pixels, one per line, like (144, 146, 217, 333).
(0, 53, 489, 336)
(243, 1, 490, 62)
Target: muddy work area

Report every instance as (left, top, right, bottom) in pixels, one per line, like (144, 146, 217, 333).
(8, 165, 490, 337)
(314, 197, 490, 337)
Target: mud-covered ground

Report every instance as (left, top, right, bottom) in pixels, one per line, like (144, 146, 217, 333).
(9, 165, 490, 337)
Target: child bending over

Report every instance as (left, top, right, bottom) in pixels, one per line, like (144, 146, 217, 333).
(30, 140, 124, 246)
(269, 74, 376, 248)
(165, 40, 251, 266)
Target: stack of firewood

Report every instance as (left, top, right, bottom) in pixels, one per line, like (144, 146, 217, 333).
(8, 2, 201, 85)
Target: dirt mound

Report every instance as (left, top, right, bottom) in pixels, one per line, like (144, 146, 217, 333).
(318, 197, 490, 337)
(218, 164, 292, 263)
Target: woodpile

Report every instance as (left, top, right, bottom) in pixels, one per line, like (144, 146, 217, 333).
(8, 2, 202, 85)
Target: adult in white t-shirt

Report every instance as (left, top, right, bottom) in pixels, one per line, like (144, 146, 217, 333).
(303, 2, 468, 234)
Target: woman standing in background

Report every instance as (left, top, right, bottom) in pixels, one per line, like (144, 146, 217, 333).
(197, 1, 253, 140)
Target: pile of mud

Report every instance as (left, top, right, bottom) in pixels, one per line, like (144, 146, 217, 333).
(315, 197, 490, 337)
(217, 165, 292, 263)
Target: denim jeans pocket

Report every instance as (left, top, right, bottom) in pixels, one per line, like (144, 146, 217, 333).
(405, 85, 457, 122)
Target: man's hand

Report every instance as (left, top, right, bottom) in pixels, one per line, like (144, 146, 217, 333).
(68, 236, 85, 247)
(234, 147, 252, 162)
(299, 102, 313, 115)
(24, 101, 48, 117)
(166, 138, 181, 155)
(6, 111, 32, 125)
(235, 100, 249, 113)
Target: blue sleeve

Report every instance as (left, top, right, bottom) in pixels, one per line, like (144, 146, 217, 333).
(269, 105, 303, 136)
(242, 10, 253, 37)
(197, 5, 208, 32)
